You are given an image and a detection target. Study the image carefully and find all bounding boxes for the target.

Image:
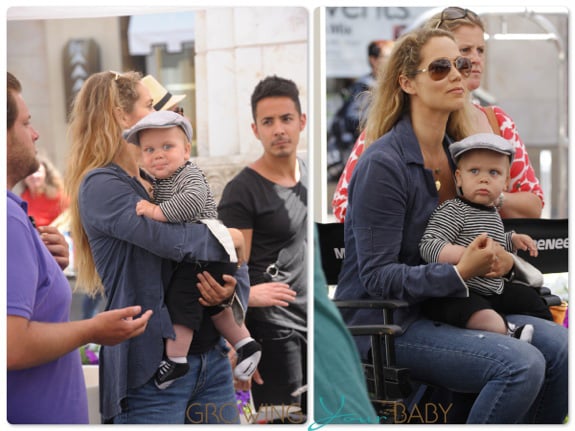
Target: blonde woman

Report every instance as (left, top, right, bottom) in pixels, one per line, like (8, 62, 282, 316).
(334, 27, 567, 423)
(66, 71, 247, 424)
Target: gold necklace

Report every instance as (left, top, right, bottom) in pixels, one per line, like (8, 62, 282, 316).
(433, 168, 441, 191)
(422, 148, 444, 192)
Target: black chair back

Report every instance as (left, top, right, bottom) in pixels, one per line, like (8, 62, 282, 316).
(502, 218, 568, 274)
(317, 219, 568, 282)
(316, 222, 345, 285)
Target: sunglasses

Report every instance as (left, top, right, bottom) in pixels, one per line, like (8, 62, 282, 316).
(109, 70, 123, 81)
(415, 56, 472, 81)
(435, 7, 480, 29)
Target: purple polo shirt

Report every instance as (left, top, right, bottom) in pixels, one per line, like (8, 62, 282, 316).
(7, 190, 88, 424)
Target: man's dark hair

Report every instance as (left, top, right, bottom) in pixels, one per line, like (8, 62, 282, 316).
(368, 41, 383, 59)
(250, 75, 301, 121)
(7, 72, 22, 130)
(367, 40, 395, 61)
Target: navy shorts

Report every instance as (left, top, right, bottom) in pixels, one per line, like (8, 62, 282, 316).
(165, 261, 238, 330)
(422, 282, 552, 328)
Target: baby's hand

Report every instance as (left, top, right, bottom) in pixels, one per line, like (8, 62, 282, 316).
(512, 233, 538, 257)
(136, 200, 165, 221)
(136, 200, 151, 216)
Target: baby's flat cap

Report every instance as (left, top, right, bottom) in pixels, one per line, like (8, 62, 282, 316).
(123, 110, 193, 146)
(449, 133, 515, 163)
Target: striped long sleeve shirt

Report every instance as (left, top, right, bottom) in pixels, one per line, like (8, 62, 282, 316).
(153, 162, 238, 262)
(153, 161, 218, 223)
(419, 198, 514, 295)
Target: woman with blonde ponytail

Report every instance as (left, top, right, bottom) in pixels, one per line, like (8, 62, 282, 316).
(66, 71, 143, 296)
(66, 71, 246, 424)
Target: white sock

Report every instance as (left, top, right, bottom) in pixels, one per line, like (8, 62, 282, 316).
(168, 356, 188, 364)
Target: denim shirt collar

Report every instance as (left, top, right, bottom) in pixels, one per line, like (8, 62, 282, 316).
(105, 162, 154, 198)
(395, 115, 457, 173)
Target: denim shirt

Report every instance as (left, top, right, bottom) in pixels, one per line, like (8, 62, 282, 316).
(79, 164, 249, 421)
(335, 116, 468, 358)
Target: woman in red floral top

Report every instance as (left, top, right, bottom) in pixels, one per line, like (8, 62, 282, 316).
(21, 155, 70, 227)
(332, 7, 544, 222)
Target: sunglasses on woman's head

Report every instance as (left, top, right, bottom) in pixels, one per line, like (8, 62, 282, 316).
(435, 7, 480, 29)
(109, 70, 122, 81)
(415, 57, 472, 81)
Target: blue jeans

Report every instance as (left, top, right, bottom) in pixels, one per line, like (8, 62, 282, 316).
(112, 339, 239, 424)
(393, 315, 567, 424)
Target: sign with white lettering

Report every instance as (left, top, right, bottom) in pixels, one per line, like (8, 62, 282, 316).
(502, 218, 568, 275)
(324, 7, 432, 78)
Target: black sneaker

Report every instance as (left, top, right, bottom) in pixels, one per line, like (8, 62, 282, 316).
(234, 340, 262, 381)
(154, 358, 190, 390)
(509, 323, 534, 343)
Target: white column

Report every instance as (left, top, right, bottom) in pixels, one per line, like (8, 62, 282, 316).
(195, 7, 308, 159)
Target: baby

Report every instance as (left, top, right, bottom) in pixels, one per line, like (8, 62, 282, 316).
(420, 133, 553, 342)
(124, 110, 261, 389)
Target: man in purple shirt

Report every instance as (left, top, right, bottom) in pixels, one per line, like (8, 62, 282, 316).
(6, 72, 153, 424)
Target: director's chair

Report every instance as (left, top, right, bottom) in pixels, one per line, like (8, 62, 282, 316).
(316, 218, 566, 422)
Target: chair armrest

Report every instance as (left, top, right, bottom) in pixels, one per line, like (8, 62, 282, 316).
(530, 286, 563, 306)
(334, 299, 408, 326)
(540, 295, 563, 307)
(333, 299, 408, 310)
(348, 324, 405, 337)
(535, 286, 551, 296)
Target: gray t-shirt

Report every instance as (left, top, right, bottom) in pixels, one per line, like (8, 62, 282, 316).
(218, 159, 307, 332)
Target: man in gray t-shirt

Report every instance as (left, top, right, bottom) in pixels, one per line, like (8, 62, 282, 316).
(218, 75, 308, 419)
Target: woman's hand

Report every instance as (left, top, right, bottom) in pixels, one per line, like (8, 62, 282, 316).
(485, 242, 514, 278)
(456, 233, 497, 280)
(197, 271, 237, 306)
(248, 282, 297, 307)
(38, 226, 69, 270)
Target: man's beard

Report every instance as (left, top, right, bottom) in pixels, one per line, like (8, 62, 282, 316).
(9, 130, 40, 182)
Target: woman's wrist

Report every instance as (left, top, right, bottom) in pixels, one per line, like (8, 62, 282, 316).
(495, 192, 505, 210)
